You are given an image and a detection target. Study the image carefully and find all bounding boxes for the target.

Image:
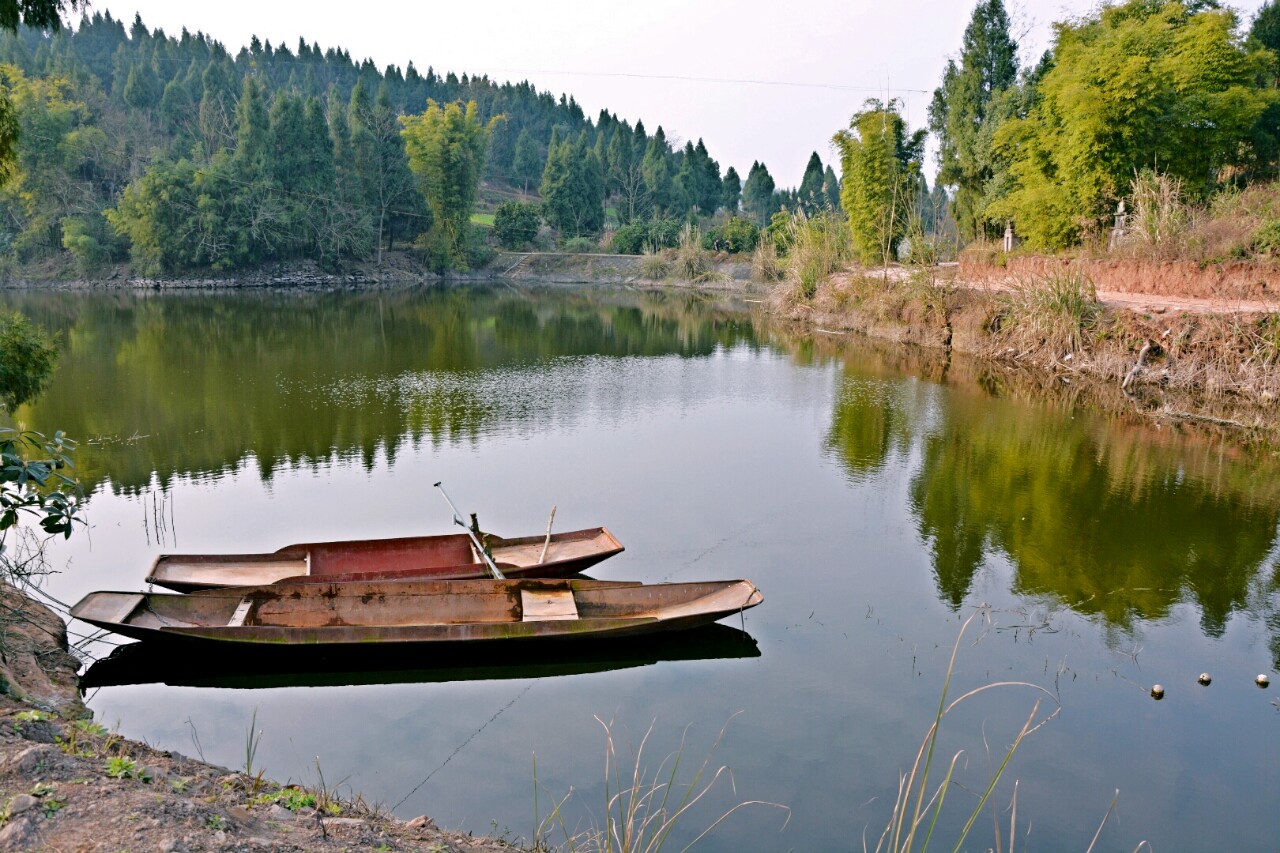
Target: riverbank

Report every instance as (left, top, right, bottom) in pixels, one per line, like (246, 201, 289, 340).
(0, 249, 754, 290)
(771, 260, 1280, 433)
(0, 586, 519, 852)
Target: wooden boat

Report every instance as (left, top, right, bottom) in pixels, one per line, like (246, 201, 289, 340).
(70, 577, 763, 647)
(78, 623, 761, 690)
(144, 527, 624, 592)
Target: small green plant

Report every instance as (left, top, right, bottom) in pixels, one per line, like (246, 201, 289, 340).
(253, 786, 317, 812)
(105, 756, 145, 780)
(169, 778, 188, 793)
(243, 707, 263, 778)
(206, 814, 228, 831)
(310, 757, 349, 816)
(14, 710, 53, 725)
(58, 719, 117, 759)
(41, 795, 66, 818)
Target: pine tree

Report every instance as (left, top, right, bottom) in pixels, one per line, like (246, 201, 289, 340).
(798, 152, 826, 212)
(722, 166, 741, 212)
(511, 127, 542, 194)
(928, 0, 1018, 241)
(742, 161, 776, 226)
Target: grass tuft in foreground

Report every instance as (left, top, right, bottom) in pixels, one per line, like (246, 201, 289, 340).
(532, 715, 789, 853)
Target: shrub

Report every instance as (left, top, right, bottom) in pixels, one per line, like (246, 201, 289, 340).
(492, 201, 541, 249)
(609, 218, 682, 254)
(560, 236, 599, 253)
(701, 216, 760, 253)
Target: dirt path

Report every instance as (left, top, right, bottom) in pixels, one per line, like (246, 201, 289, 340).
(873, 263, 1280, 316)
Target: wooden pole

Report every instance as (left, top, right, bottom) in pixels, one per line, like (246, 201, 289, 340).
(538, 506, 558, 564)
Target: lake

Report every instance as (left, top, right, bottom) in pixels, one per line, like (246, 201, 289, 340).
(3, 284, 1277, 851)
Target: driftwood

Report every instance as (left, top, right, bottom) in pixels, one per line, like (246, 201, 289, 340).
(1121, 340, 1154, 391)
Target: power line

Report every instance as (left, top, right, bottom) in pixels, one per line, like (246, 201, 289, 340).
(483, 67, 931, 95)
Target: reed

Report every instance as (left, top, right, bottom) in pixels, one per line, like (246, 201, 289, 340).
(533, 715, 789, 853)
(872, 606, 1060, 853)
(750, 238, 783, 283)
(640, 243, 670, 280)
(675, 224, 714, 282)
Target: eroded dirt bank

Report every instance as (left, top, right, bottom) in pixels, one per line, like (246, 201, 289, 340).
(771, 265, 1280, 432)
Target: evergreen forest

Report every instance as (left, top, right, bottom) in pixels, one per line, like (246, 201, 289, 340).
(0, 10, 819, 276)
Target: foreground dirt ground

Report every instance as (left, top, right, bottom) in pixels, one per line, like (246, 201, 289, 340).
(0, 696, 519, 852)
(0, 585, 519, 853)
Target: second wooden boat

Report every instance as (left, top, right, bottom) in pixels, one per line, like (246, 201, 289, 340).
(71, 577, 763, 647)
(145, 527, 624, 592)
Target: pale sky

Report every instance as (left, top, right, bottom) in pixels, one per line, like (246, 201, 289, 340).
(90, 1, 1271, 187)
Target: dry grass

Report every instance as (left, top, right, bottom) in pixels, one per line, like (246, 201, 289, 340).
(751, 239, 782, 284)
(674, 225, 715, 282)
(1108, 175, 1280, 265)
(533, 716, 789, 853)
(871, 606, 1063, 853)
(986, 273, 1101, 359)
(639, 244, 670, 281)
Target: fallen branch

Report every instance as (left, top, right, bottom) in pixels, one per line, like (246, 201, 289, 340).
(1121, 340, 1153, 390)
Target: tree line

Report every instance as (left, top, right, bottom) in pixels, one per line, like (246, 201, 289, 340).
(0, 11, 845, 273)
(918, 0, 1280, 251)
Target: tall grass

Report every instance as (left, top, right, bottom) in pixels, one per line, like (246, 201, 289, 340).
(1127, 169, 1190, 251)
(872, 606, 1061, 853)
(751, 238, 782, 283)
(533, 716, 789, 853)
(640, 242, 670, 280)
(992, 273, 1101, 357)
(675, 224, 715, 282)
(787, 210, 850, 299)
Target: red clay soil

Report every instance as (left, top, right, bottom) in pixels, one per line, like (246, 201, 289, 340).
(959, 256, 1280, 310)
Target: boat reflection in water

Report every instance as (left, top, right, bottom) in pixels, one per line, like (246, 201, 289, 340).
(80, 623, 761, 691)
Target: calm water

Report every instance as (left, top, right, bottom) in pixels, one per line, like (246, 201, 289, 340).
(3, 285, 1278, 851)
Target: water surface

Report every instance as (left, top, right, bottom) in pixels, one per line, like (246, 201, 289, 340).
(4, 284, 1277, 851)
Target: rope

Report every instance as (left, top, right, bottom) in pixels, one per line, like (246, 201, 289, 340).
(391, 680, 536, 811)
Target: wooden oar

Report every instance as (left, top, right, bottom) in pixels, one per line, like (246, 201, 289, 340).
(433, 482, 506, 580)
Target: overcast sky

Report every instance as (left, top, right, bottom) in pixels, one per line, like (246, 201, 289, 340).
(91, 1, 1271, 187)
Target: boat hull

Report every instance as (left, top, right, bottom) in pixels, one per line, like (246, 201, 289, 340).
(71, 577, 762, 648)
